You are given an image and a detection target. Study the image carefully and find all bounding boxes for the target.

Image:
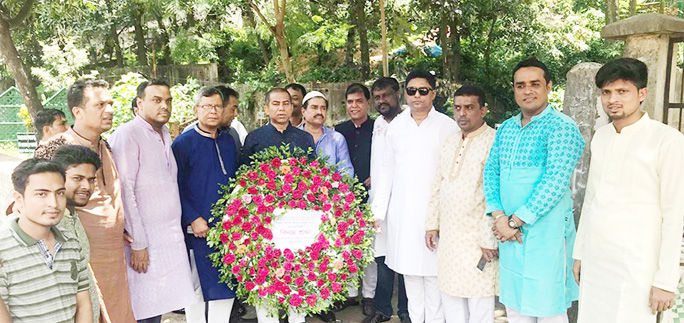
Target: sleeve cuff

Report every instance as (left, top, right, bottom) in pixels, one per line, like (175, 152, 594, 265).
(485, 203, 503, 215)
(514, 205, 538, 225)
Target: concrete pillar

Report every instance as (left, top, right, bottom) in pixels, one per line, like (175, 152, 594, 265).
(601, 13, 684, 122)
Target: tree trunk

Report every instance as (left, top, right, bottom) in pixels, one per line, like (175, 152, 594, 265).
(484, 16, 498, 79)
(133, 4, 148, 66)
(605, 0, 618, 24)
(356, 0, 370, 79)
(155, 15, 171, 65)
(379, 0, 388, 77)
(242, 1, 270, 66)
(629, 0, 637, 16)
(110, 25, 124, 67)
(448, 17, 461, 82)
(0, 14, 42, 117)
(439, 12, 449, 79)
(275, 27, 295, 83)
(345, 27, 355, 67)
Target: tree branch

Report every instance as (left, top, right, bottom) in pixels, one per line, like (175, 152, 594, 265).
(7, 0, 35, 27)
(250, 1, 276, 34)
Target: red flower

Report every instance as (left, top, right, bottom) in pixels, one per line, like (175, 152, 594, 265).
(239, 208, 249, 217)
(345, 193, 355, 203)
(318, 194, 328, 203)
(258, 288, 267, 297)
(298, 157, 307, 165)
(231, 232, 242, 241)
(306, 294, 317, 306)
(220, 233, 229, 244)
(259, 163, 270, 173)
(267, 170, 277, 179)
(290, 295, 303, 307)
(306, 194, 316, 202)
(248, 171, 258, 181)
(307, 272, 317, 281)
(284, 262, 293, 271)
(359, 219, 367, 228)
(312, 176, 322, 185)
(266, 181, 277, 190)
(316, 279, 325, 287)
(339, 183, 349, 193)
(292, 166, 301, 176)
(228, 243, 236, 250)
(298, 181, 308, 191)
(284, 249, 295, 261)
(248, 186, 258, 194)
(321, 288, 330, 299)
(295, 276, 305, 286)
(250, 231, 259, 240)
(258, 178, 265, 185)
(232, 265, 241, 274)
(322, 203, 332, 212)
(271, 157, 282, 168)
(245, 281, 256, 291)
(352, 249, 363, 260)
(298, 200, 307, 209)
(287, 200, 297, 208)
(262, 229, 273, 240)
(327, 273, 337, 281)
(349, 265, 358, 273)
(343, 203, 351, 212)
(222, 221, 231, 231)
(332, 195, 341, 203)
(321, 168, 330, 176)
(283, 183, 293, 193)
(342, 250, 351, 260)
(265, 194, 276, 204)
(352, 231, 365, 244)
(310, 160, 320, 168)
(239, 179, 247, 187)
(292, 190, 303, 199)
(289, 157, 298, 165)
(332, 282, 342, 293)
(223, 253, 236, 264)
(241, 222, 253, 232)
(302, 170, 312, 178)
(340, 273, 348, 281)
(257, 205, 267, 214)
(332, 173, 342, 181)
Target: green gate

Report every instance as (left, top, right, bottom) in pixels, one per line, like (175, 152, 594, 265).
(0, 87, 28, 142)
(43, 88, 73, 124)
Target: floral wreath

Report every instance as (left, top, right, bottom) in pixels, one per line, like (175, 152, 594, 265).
(207, 145, 375, 316)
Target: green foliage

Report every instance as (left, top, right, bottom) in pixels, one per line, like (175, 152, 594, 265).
(30, 37, 91, 92)
(170, 29, 221, 64)
(169, 77, 201, 124)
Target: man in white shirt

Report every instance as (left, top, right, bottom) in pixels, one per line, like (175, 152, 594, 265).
(572, 57, 684, 323)
(371, 70, 457, 323)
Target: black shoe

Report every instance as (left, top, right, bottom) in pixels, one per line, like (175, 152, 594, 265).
(319, 310, 336, 322)
(399, 314, 411, 323)
(172, 308, 185, 314)
(361, 298, 375, 316)
(362, 312, 390, 323)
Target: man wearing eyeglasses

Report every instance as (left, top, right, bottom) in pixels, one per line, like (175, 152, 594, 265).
(371, 70, 457, 323)
(172, 87, 239, 322)
(484, 58, 584, 323)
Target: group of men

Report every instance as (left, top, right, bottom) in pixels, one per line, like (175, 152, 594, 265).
(1, 55, 683, 323)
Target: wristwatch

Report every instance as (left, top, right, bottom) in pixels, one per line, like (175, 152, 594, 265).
(508, 216, 520, 229)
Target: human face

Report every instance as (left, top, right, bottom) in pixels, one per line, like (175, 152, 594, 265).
(265, 91, 293, 126)
(64, 163, 96, 207)
(44, 116, 68, 140)
(303, 97, 327, 127)
(194, 94, 225, 130)
(513, 67, 552, 116)
(600, 78, 646, 124)
(14, 172, 66, 228)
(221, 95, 239, 127)
(73, 86, 114, 134)
(373, 87, 401, 118)
(138, 85, 172, 129)
(288, 88, 304, 117)
(345, 93, 369, 122)
(454, 95, 487, 135)
(405, 78, 435, 112)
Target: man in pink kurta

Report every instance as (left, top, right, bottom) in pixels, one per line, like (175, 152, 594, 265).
(109, 80, 195, 322)
(34, 79, 135, 323)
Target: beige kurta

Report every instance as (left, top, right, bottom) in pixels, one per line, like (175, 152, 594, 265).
(573, 113, 684, 323)
(35, 128, 135, 323)
(425, 124, 499, 298)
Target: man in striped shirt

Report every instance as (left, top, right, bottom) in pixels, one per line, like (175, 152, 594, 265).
(0, 158, 92, 322)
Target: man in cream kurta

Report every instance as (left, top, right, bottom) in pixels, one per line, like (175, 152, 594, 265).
(371, 70, 457, 323)
(425, 86, 498, 323)
(573, 58, 684, 323)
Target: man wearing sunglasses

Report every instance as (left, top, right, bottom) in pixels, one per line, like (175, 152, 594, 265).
(484, 58, 585, 323)
(371, 70, 457, 323)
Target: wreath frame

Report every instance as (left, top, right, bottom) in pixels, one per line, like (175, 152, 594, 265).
(207, 145, 375, 316)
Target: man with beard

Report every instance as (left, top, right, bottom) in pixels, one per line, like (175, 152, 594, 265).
(110, 80, 196, 322)
(364, 77, 410, 323)
(52, 144, 107, 322)
(34, 78, 136, 322)
(286, 83, 307, 127)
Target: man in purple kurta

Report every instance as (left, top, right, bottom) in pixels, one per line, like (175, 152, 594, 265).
(109, 79, 195, 322)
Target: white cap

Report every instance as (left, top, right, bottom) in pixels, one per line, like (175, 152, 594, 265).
(302, 91, 327, 106)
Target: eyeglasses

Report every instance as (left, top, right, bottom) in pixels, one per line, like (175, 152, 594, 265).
(198, 104, 225, 111)
(406, 87, 433, 96)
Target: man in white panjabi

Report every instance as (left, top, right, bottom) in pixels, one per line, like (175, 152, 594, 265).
(371, 70, 457, 323)
(572, 57, 684, 323)
(425, 85, 498, 323)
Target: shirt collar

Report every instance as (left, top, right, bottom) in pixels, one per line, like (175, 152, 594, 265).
(193, 124, 220, 138)
(515, 104, 553, 126)
(352, 116, 371, 129)
(463, 122, 489, 139)
(9, 216, 66, 246)
(134, 115, 167, 134)
(616, 112, 650, 134)
(67, 127, 99, 149)
(268, 122, 294, 134)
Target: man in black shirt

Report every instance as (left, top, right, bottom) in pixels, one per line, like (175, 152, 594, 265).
(242, 88, 315, 165)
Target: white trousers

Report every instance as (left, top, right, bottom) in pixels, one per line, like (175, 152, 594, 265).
(348, 260, 378, 298)
(186, 250, 235, 323)
(441, 293, 494, 323)
(403, 275, 444, 323)
(256, 306, 306, 323)
(505, 306, 568, 323)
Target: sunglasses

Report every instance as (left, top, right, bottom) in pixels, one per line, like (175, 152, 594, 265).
(406, 87, 433, 96)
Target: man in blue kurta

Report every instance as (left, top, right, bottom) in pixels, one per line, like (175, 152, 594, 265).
(483, 58, 584, 323)
(172, 87, 237, 323)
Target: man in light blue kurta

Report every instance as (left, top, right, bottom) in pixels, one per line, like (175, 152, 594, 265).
(483, 58, 584, 323)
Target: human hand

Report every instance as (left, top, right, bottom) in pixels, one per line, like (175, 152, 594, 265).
(123, 232, 134, 246)
(363, 177, 371, 189)
(425, 230, 439, 251)
(191, 217, 209, 238)
(130, 248, 149, 273)
(650, 286, 675, 314)
(493, 216, 521, 243)
(572, 260, 581, 284)
(481, 247, 498, 262)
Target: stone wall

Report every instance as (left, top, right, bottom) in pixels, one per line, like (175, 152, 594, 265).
(99, 63, 219, 86)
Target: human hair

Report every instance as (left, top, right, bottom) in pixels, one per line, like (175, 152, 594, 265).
(265, 88, 292, 105)
(345, 83, 370, 100)
(67, 78, 109, 109)
(216, 85, 240, 106)
(12, 158, 66, 195)
(51, 145, 102, 171)
(131, 97, 137, 115)
(34, 109, 66, 140)
(454, 85, 486, 107)
(512, 58, 551, 84)
(285, 83, 307, 97)
(595, 58, 648, 89)
(136, 79, 171, 99)
(405, 70, 436, 89)
(371, 77, 400, 93)
(194, 87, 224, 106)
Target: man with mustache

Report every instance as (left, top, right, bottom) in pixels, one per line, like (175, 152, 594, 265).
(484, 58, 584, 322)
(286, 83, 307, 127)
(52, 144, 107, 322)
(364, 77, 410, 323)
(172, 87, 238, 323)
(34, 78, 136, 322)
(572, 58, 684, 323)
(110, 80, 195, 323)
(425, 85, 499, 323)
